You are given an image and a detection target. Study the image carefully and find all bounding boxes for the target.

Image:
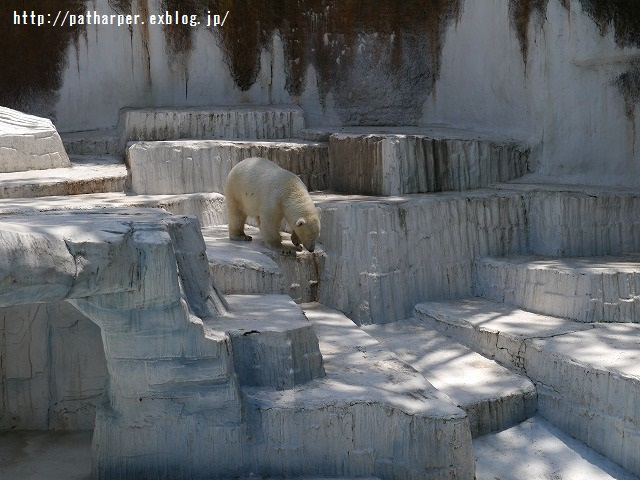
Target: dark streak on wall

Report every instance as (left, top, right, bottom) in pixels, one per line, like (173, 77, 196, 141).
(161, 0, 463, 124)
(0, 0, 88, 119)
(567, 0, 640, 49)
(508, 0, 549, 65)
(616, 63, 640, 119)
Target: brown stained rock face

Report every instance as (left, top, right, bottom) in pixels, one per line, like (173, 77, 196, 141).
(0, 0, 87, 118)
(508, 0, 549, 65)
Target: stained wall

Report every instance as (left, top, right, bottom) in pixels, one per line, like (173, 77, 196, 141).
(1, 0, 639, 186)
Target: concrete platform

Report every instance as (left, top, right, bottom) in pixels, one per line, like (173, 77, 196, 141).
(239, 302, 475, 479)
(118, 104, 305, 153)
(415, 297, 640, 477)
(474, 254, 640, 323)
(474, 416, 639, 480)
(0, 156, 127, 199)
(203, 225, 325, 303)
(363, 317, 536, 437)
(326, 127, 529, 195)
(207, 294, 325, 389)
(128, 138, 329, 194)
(0, 191, 227, 228)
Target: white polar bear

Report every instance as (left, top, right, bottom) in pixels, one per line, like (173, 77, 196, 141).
(224, 157, 321, 254)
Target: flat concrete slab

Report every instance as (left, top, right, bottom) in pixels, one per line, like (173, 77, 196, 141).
(474, 416, 639, 480)
(202, 225, 325, 303)
(363, 317, 536, 437)
(0, 156, 127, 199)
(0, 191, 227, 228)
(416, 297, 640, 477)
(128, 138, 329, 194)
(475, 254, 640, 322)
(61, 129, 119, 156)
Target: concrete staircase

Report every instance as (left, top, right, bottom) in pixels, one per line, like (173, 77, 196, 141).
(1, 104, 640, 479)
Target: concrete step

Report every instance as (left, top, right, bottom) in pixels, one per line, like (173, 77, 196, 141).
(415, 297, 640, 477)
(475, 254, 640, 323)
(118, 104, 305, 153)
(61, 128, 120, 156)
(319, 126, 529, 196)
(127, 138, 328, 195)
(362, 318, 536, 438)
(239, 302, 474, 479)
(205, 294, 325, 390)
(493, 181, 640, 256)
(474, 416, 640, 480)
(0, 191, 227, 228)
(0, 155, 127, 199)
(202, 225, 325, 304)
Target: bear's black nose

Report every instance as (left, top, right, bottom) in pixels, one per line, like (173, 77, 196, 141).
(307, 247, 315, 252)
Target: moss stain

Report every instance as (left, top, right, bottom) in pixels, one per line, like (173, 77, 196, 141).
(508, 0, 549, 66)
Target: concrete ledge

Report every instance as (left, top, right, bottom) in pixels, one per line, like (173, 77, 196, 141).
(118, 105, 305, 153)
(239, 303, 474, 479)
(0, 192, 227, 228)
(0, 107, 71, 173)
(415, 297, 640, 477)
(475, 255, 640, 323)
(328, 127, 529, 195)
(209, 295, 325, 389)
(203, 225, 325, 303)
(128, 139, 329, 194)
(363, 317, 537, 437)
(0, 156, 127, 199)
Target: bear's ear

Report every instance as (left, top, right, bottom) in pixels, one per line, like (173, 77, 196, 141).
(296, 218, 306, 227)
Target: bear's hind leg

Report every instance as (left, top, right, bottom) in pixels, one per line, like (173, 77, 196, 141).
(227, 199, 252, 242)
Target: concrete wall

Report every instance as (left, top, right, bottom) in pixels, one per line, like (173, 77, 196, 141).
(2, 0, 639, 185)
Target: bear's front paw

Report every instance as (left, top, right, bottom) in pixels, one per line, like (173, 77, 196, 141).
(229, 234, 252, 242)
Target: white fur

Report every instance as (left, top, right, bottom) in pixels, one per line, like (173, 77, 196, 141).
(224, 157, 321, 254)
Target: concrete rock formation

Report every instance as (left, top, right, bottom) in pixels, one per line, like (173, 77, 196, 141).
(0, 107, 70, 173)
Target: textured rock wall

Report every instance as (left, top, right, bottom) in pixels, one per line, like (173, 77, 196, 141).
(316, 191, 529, 324)
(0, 302, 107, 430)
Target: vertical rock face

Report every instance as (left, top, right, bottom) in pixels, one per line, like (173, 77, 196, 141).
(329, 129, 529, 195)
(0, 107, 70, 173)
(316, 191, 529, 324)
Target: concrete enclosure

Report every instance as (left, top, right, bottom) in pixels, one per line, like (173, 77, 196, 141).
(2, 0, 640, 186)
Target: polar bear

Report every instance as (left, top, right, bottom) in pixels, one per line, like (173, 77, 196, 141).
(224, 157, 321, 254)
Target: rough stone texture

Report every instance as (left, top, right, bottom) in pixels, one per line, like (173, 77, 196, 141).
(0, 107, 70, 173)
(497, 183, 640, 256)
(415, 298, 640, 477)
(363, 318, 536, 438)
(128, 138, 329, 195)
(211, 295, 325, 389)
(0, 302, 107, 430)
(241, 303, 475, 479)
(329, 128, 529, 195)
(0, 156, 127, 199)
(475, 255, 640, 323)
(62, 129, 119, 156)
(203, 225, 325, 303)
(118, 105, 305, 153)
(314, 190, 529, 324)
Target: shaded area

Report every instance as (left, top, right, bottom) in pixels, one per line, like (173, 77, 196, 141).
(0, 1, 88, 119)
(615, 62, 640, 119)
(564, 0, 640, 48)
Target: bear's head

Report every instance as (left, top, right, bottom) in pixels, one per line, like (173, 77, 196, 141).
(294, 216, 321, 252)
